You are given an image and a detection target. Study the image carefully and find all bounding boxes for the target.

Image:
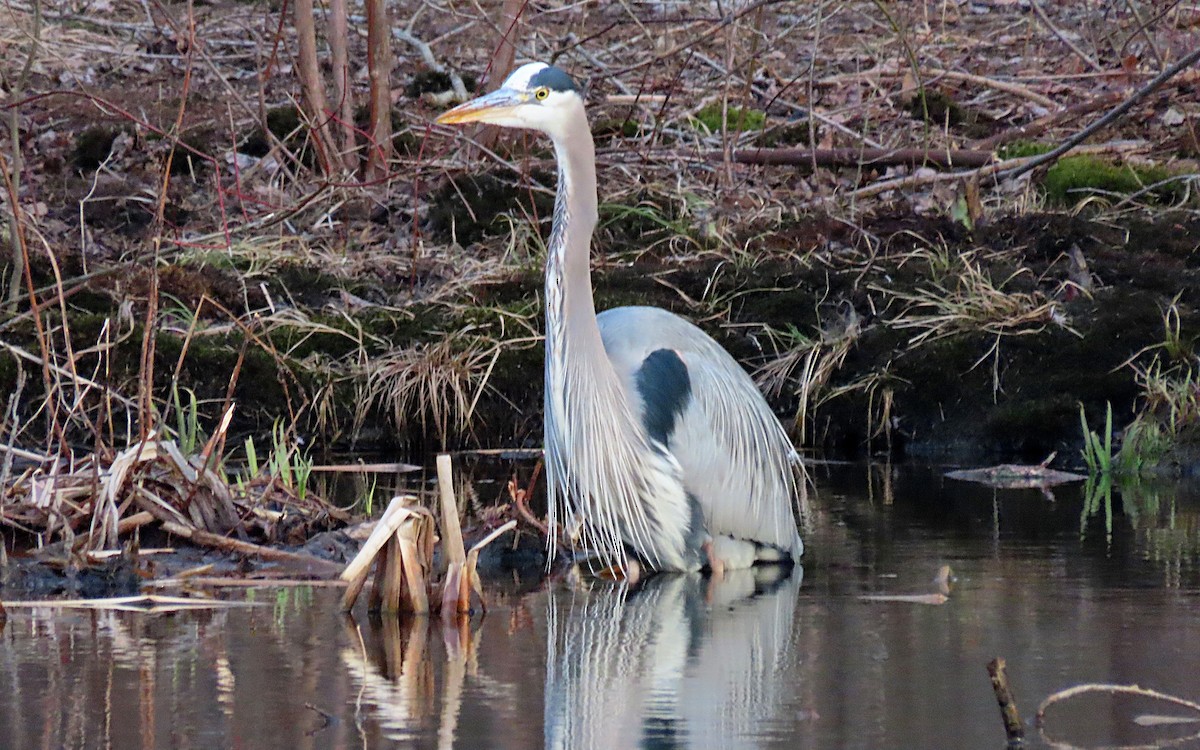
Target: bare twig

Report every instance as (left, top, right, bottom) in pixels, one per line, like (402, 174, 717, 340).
(162, 520, 344, 575)
(1038, 682, 1200, 749)
(998, 46, 1200, 180)
(1028, 0, 1104, 73)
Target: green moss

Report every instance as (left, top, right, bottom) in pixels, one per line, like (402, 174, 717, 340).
(691, 103, 765, 133)
(997, 141, 1055, 160)
(1042, 155, 1180, 206)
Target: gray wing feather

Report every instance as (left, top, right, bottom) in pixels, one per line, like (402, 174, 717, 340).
(597, 306, 804, 557)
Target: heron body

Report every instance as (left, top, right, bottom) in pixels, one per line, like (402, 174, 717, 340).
(437, 62, 804, 573)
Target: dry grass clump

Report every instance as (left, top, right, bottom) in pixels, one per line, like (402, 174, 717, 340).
(881, 250, 1074, 348)
(359, 331, 500, 446)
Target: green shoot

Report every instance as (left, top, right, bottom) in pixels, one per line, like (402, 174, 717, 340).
(1080, 402, 1113, 476)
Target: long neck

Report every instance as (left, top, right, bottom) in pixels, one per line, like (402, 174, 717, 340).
(540, 105, 696, 571)
(544, 106, 601, 375)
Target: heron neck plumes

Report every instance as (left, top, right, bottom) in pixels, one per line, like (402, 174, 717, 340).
(541, 101, 696, 571)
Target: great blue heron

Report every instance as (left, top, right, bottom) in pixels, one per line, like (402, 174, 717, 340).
(436, 62, 804, 574)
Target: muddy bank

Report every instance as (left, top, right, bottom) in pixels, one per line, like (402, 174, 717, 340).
(4, 207, 1195, 469)
(0, 521, 548, 600)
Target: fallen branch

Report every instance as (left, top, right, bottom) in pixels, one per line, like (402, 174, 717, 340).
(733, 147, 996, 169)
(924, 68, 1058, 111)
(975, 90, 1126, 151)
(161, 520, 344, 576)
(805, 139, 1146, 206)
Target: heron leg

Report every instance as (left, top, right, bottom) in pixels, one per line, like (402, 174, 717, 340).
(703, 539, 725, 581)
(706, 535, 760, 573)
(592, 557, 642, 585)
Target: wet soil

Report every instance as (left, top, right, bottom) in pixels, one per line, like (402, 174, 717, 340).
(3, 207, 1197, 467)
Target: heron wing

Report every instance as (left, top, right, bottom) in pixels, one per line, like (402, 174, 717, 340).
(598, 306, 804, 557)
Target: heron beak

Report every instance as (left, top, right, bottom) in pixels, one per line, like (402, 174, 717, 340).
(435, 88, 524, 125)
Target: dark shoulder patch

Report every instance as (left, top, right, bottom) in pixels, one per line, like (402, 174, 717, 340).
(530, 65, 578, 93)
(635, 349, 692, 445)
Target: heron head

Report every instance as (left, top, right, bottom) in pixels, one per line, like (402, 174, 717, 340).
(435, 62, 582, 138)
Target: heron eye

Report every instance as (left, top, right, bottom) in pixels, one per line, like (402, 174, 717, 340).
(534, 87, 550, 101)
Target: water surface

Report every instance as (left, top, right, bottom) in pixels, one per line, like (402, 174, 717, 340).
(3, 465, 1200, 749)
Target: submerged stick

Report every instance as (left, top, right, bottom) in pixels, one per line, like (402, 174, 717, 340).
(988, 657, 1025, 746)
(1038, 683, 1200, 724)
(461, 520, 517, 614)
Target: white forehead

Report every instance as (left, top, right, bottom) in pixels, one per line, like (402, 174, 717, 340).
(502, 62, 550, 90)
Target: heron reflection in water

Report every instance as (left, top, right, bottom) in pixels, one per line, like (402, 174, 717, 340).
(545, 566, 803, 748)
(436, 62, 806, 575)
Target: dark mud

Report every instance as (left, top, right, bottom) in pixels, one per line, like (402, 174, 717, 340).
(0, 520, 548, 599)
(3, 208, 1197, 466)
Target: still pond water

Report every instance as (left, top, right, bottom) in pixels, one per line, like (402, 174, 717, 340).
(3, 464, 1200, 749)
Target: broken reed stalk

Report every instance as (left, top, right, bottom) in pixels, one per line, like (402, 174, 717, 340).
(437, 452, 469, 615)
(161, 521, 345, 576)
(988, 657, 1025, 746)
(338, 460, 517, 617)
(437, 454, 467, 566)
(434, 455, 515, 615)
(339, 495, 425, 611)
